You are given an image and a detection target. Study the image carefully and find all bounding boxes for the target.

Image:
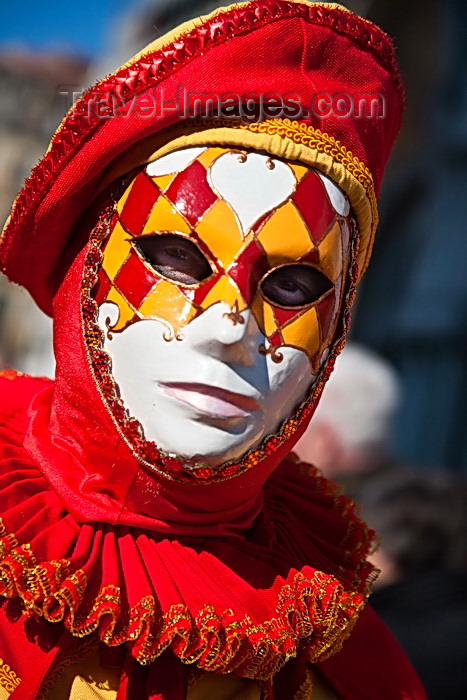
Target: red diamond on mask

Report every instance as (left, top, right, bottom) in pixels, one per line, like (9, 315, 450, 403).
(165, 160, 217, 226)
(119, 172, 161, 235)
(227, 239, 268, 305)
(114, 249, 158, 308)
(292, 171, 335, 243)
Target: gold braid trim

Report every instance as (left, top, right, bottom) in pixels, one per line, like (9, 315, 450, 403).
(0, 518, 367, 681)
(233, 119, 374, 205)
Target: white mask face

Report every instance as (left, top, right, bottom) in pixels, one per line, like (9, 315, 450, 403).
(94, 147, 351, 466)
(98, 301, 312, 465)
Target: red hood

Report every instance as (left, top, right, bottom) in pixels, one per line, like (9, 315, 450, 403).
(23, 200, 356, 535)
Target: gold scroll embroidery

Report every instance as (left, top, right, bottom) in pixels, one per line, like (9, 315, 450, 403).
(0, 658, 21, 700)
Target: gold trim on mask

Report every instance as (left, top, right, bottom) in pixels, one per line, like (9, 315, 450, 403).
(84, 198, 361, 482)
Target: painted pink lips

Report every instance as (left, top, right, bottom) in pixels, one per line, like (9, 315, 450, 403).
(160, 383, 260, 419)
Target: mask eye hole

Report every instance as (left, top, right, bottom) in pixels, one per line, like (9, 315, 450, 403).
(132, 233, 213, 286)
(260, 263, 333, 309)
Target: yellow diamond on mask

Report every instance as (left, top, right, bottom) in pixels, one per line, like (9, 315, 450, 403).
(263, 301, 279, 338)
(250, 293, 265, 335)
(257, 201, 313, 267)
(251, 293, 277, 338)
(200, 275, 244, 311)
(106, 286, 135, 331)
(102, 221, 132, 281)
(138, 280, 195, 328)
(317, 220, 343, 282)
(142, 194, 191, 235)
(196, 199, 244, 269)
(198, 147, 231, 169)
(280, 305, 320, 359)
(149, 173, 176, 192)
(288, 162, 310, 182)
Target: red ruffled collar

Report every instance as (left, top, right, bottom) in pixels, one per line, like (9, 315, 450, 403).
(0, 371, 374, 685)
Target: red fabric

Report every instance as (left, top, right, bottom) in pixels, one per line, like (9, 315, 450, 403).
(0, 0, 403, 316)
(0, 374, 370, 676)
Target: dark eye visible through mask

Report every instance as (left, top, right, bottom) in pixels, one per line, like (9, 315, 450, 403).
(260, 264, 333, 308)
(133, 233, 213, 286)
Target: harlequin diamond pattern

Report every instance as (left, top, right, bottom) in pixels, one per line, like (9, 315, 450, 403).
(97, 148, 348, 362)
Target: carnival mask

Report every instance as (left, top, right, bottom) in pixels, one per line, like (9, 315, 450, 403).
(94, 146, 351, 466)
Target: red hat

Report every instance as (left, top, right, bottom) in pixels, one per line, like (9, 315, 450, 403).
(0, 0, 403, 316)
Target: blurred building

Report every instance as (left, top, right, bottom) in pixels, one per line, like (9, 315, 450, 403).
(0, 50, 88, 375)
(352, 0, 467, 473)
(0, 50, 88, 225)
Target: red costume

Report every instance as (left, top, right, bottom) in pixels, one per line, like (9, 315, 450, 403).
(0, 2, 427, 698)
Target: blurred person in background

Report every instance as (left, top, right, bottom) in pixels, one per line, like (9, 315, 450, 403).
(294, 342, 403, 495)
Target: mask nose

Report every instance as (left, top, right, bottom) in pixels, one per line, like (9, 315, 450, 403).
(185, 302, 262, 366)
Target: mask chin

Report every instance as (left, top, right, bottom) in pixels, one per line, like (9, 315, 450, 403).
(98, 300, 314, 467)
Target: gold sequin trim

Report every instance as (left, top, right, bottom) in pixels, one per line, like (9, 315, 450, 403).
(82, 201, 362, 484)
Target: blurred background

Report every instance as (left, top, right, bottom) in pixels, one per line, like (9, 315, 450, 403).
(0, 2, 466, 697)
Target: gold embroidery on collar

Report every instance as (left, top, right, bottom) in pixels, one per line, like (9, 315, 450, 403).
(0, 658, 21, 699)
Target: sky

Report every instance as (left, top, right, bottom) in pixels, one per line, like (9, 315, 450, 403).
(0, 0, 135, 59)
